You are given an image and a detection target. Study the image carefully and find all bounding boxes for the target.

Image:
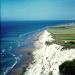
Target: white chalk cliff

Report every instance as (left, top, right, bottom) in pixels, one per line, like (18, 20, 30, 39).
(24, 30, 75, 75)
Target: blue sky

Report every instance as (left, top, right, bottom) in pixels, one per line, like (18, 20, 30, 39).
(1, 0, 75, 21)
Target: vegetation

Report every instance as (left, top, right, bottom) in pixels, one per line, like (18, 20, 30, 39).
(20, 67, 26, 75)
(59, 59, 75, 75)
(49, 71, 53, 75)
(48, 24, 75, 48)
(45, 41, 52, 46)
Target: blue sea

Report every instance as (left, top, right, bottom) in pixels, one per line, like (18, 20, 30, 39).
(1, 20, 75, 75)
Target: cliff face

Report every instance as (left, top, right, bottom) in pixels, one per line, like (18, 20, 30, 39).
(24, 30, 75, 75)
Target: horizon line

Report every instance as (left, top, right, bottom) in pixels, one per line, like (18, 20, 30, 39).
(1, 19, 75, 22)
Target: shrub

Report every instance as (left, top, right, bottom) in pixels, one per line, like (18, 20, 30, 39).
(59, 59, 75, 75)
(45, 41, 51, 45)
(20, 67, 26, 75)
(69, 41, 75, 44)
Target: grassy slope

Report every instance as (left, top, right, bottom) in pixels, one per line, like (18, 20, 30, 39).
(48, 24, 75, 48)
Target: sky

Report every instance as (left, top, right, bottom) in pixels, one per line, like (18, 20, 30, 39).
(1, 0, 75, 21)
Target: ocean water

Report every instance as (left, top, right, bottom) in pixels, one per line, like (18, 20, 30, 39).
(1, 20, 75, 75)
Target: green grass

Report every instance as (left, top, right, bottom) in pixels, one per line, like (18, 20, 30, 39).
(48, 24, 75, 48)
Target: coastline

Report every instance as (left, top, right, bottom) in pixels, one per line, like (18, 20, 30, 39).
(23, 30, 75, 75)
(3, 51, 20, 75)
(7, 27, 49, 75)
(6, 24, 75, 75)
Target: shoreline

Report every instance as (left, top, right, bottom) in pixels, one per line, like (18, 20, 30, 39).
(7, 27, 48, 75)
(3, 51, 19, 75)
(23, 30, 75, 75)
(6, 24, 75, 75)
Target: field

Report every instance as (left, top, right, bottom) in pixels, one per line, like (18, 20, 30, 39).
(48, 24, 75, 48)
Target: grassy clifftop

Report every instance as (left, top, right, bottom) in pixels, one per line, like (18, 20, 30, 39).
(48, 24, 75, 48)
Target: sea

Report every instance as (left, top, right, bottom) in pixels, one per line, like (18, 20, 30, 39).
(0, 20, 75, 75)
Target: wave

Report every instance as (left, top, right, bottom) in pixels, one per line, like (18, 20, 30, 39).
(17, 26, 49, 47)
(1, 26, 53, 75)
(3, 52, 20, 75)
